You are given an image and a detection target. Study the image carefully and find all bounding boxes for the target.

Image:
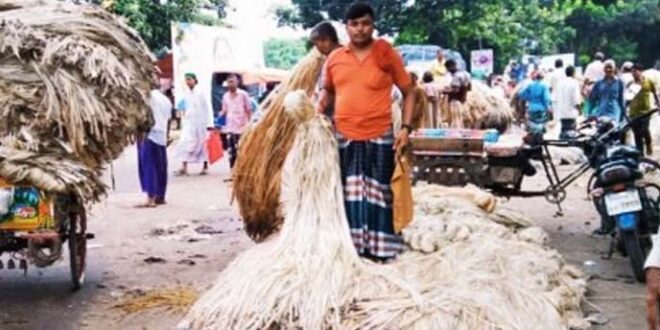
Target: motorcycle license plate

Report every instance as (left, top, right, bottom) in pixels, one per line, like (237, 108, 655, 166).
(604, 190, 642, 216)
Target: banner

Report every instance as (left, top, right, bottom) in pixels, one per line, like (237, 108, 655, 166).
(470, 49, 494, 77)
(171, 23, 265, 114)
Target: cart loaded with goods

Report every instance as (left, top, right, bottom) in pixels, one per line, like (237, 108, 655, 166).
(0, 0, 156, 289)
(410, 128, 534, 191)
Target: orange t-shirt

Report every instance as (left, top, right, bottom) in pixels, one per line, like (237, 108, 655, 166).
(324, 39, 411, 140)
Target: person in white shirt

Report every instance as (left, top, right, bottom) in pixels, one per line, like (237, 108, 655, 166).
(549, 59, 566, 93)
(549, 59, 566, 123)
(554, 66, 582, 140)
(137, 85, 173, 208)
(584, 52, 605, 84)
(174, 73, 214, 176)
(620, 61, 638, 106)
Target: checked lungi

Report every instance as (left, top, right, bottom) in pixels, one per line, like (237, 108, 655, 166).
(337, 129, 403, 260)
(138, 138, 168, 201)
(527, 111, 549, 135)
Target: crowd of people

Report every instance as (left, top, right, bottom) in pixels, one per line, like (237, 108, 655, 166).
(503, 54, 660, 153)
(135, 70, 261, 207)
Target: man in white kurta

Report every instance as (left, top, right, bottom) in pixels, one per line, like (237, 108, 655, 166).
(175, 73, 213, 175)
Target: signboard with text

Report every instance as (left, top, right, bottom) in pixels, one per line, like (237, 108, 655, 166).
(470, 49, 494, 77)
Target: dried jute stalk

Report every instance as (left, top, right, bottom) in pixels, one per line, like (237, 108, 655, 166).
(232, 48, 325, 242)
(0, 0, 155, 202)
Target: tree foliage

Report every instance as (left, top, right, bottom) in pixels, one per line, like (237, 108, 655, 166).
(263, 38, 308, 70)
(101, 0, 228, 54)
(277, 0, 660, 71)
(275, 0, 407, 35)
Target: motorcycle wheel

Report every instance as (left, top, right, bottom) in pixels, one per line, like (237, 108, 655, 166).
(620, 229, 647, 283)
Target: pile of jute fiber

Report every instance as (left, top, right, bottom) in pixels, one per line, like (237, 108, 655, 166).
(232, 48, 324, 242)
(0, 0, 155, 201)
(179, 91, 588, 330)
(441, 80, 514, 133)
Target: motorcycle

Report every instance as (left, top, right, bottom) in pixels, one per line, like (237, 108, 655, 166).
(584, 110, 660, 282)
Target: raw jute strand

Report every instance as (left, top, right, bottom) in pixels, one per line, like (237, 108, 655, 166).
(232, 48, 324, 242)
(180, 92, 588, 330)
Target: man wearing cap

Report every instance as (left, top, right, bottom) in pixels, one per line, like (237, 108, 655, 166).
(584, 52, 605, 84)
(174, 73, 213, 175)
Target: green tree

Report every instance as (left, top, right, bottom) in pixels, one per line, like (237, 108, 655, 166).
(102, 0, 228, 53)
(278, 0, 660, 71)
(563, 0, 660, 67)
(398, 0, 574, 71)
(263, 38, 308, 70)
(277, 0, 573, 72)
(275, 0, 407, 35)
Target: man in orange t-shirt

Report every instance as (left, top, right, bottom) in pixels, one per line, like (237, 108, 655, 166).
(317, 2, 415, 261)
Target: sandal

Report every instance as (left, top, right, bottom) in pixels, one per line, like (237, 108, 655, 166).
(135, 201, 157, 208)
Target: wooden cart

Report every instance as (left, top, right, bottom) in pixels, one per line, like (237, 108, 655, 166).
(0, 179, 90, 290)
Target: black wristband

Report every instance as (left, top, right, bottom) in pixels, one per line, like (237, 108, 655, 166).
(401, 124, 412, 133)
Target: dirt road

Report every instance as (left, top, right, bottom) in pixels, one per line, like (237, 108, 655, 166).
(0, 146, 647, 329)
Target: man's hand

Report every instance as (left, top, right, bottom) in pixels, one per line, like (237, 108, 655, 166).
(647, 268, 660, 330)
(393, 129, 410, 151)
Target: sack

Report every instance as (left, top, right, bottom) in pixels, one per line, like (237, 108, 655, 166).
(207, 131, 224, 165)
(391, 151, 414, 233)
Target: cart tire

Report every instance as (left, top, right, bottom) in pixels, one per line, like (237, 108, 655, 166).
(68, 207, 87, 290)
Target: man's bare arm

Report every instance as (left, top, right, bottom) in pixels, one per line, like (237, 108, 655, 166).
(393, 84, 415, 152)
(317, 88, 335, 114)
(400, 85, 415, 127)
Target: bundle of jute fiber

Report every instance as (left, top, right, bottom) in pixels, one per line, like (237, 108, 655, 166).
(468, 80, 515, 133)
(180, 91, 588, 330)
(442, 80, 514, 133)
(0, 0, 155, 201)
(180, 90, 384, 329)
(232, 48, 324, 242)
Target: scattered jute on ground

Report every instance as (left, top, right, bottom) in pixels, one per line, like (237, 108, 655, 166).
(113, 287, 198, 315)
(0, 0, 155, 202)
(232, 48, 325, 242)
(179, 91, 588, 330)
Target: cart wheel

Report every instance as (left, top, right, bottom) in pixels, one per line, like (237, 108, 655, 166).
(68, 207, 87, 290)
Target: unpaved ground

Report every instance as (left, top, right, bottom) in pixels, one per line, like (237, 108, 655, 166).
(0, 145, 647, 330)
